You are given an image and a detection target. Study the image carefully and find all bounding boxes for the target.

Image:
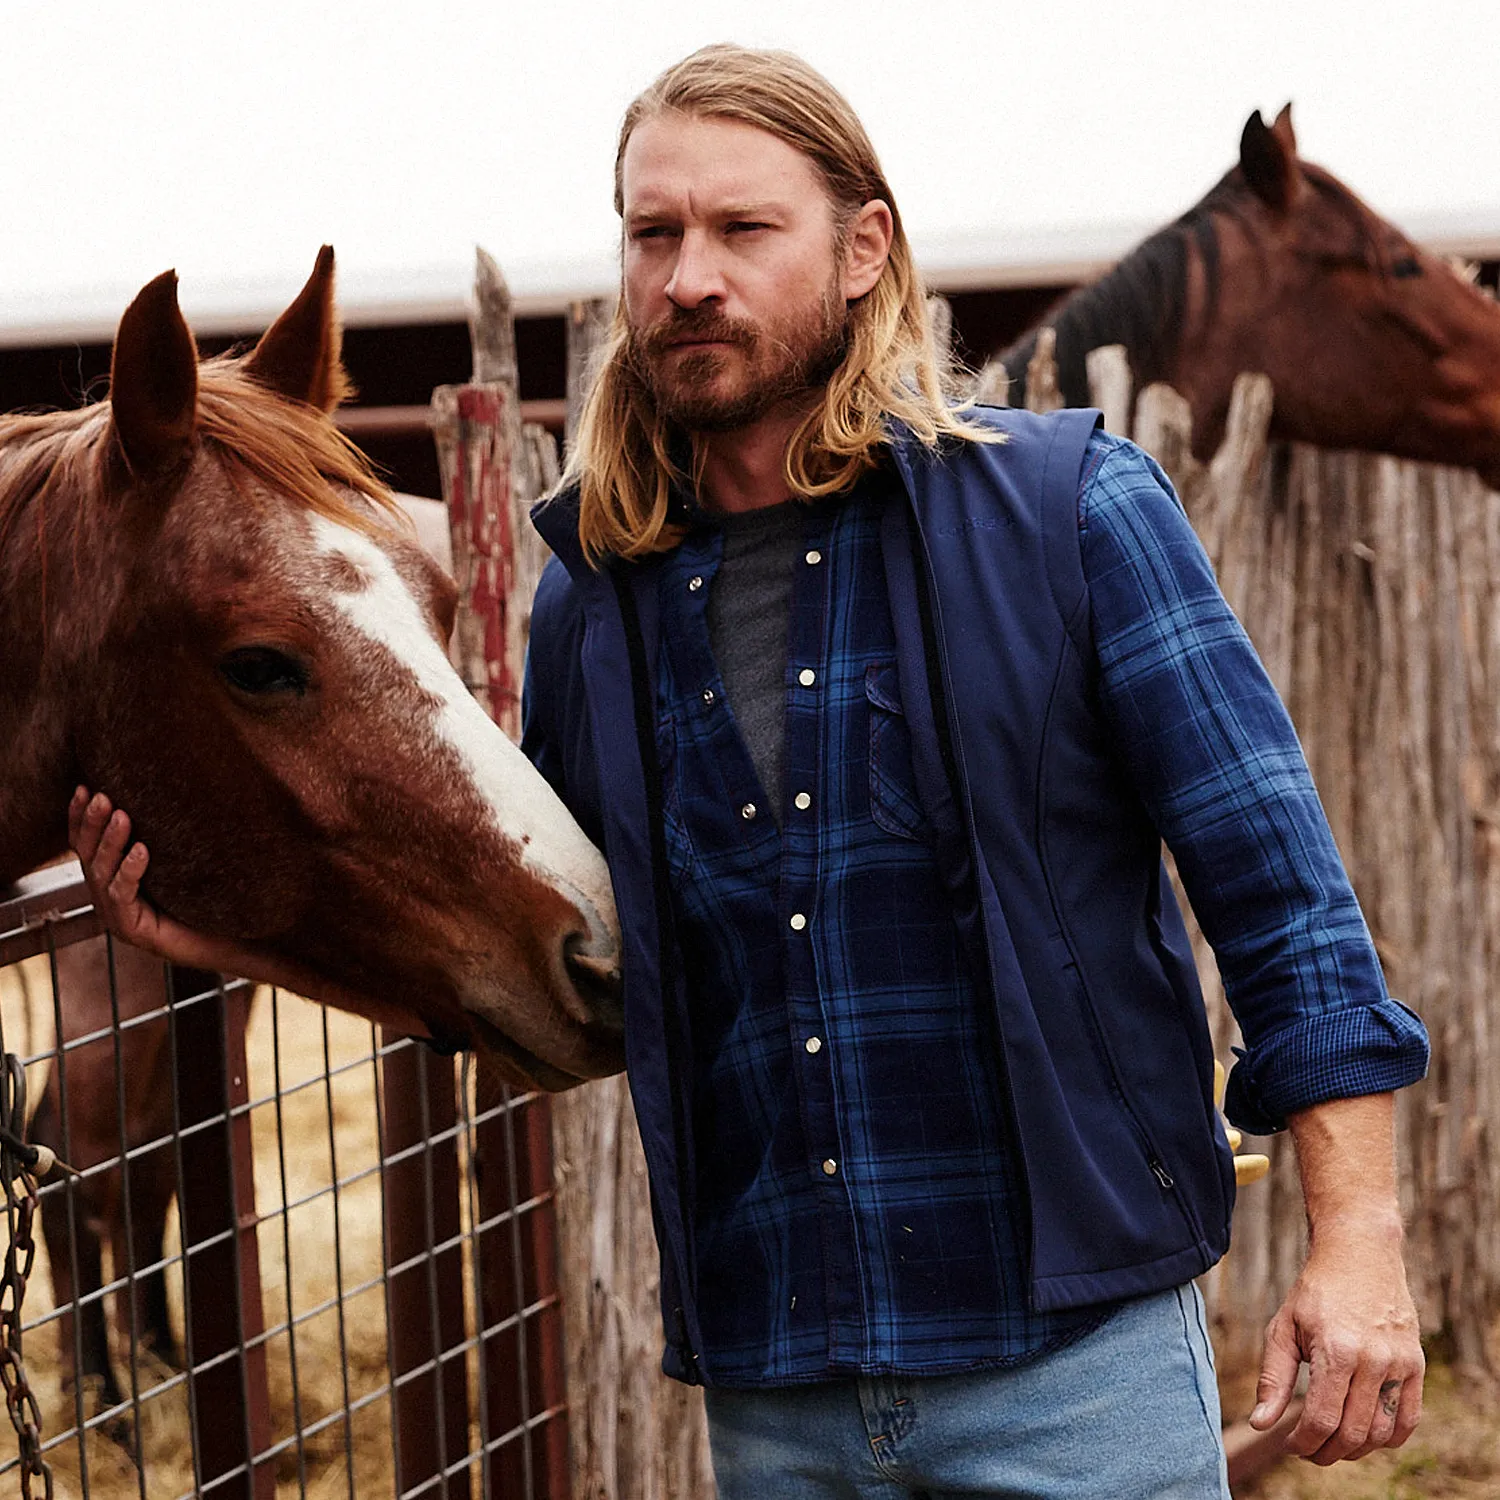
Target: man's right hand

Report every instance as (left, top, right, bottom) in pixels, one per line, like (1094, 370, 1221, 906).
(68, 787, 244, 972)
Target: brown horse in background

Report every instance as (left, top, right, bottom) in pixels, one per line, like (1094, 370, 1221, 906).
(999, 106, 1500, 481)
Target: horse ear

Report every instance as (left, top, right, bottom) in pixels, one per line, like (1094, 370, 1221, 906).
(110, 270, 200, 480)
(244, 245, 352, 412)
(1239, 108, 1300, 214)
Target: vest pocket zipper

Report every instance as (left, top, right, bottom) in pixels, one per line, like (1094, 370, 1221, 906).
(1068, 959, 1198, 1229)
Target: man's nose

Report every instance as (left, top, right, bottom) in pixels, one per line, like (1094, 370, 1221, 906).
(665, 231, 726, 309)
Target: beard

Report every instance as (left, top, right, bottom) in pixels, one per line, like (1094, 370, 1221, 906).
(626, 282, 850, 434)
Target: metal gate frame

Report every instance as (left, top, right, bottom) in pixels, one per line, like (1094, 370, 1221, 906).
(0, 885, 569, 1500)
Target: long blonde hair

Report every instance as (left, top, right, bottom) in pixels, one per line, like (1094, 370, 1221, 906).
(568, 43, 997, 564)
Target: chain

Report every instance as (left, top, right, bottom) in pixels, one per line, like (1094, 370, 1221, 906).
(0, 1054, 53, 1499)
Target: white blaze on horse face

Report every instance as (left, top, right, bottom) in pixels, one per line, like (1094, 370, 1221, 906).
(307, 514, 618, 956)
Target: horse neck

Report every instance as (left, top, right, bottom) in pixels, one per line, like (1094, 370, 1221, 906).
(0, 450, 87, 887)
(1004, 213, 1210, 407)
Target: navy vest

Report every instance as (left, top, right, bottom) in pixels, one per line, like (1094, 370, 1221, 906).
(525, 408, 1236, 1382)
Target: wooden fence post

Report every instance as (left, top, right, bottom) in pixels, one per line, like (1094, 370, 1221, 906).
(171, 967, 275, 1499)
(430, 248, 569, 1500)
(380, 1044, 470, 1500)
(565, 299, 614, 444)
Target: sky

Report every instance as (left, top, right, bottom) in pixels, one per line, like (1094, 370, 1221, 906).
(4, 1, 1500, 343)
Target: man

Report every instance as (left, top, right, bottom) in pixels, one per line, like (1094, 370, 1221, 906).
(520, 44, 1428, 1499)
(76, 43, 1429, 1499)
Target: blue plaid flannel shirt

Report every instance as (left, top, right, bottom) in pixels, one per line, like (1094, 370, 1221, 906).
(651, 431, 1426, 1386)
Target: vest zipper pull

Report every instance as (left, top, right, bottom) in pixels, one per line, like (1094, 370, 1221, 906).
(1150, 1157, 1175, 1190)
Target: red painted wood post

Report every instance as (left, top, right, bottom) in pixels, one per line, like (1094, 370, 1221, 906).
(171, 967, 275, 1499)
(430, 247, 568, 1500)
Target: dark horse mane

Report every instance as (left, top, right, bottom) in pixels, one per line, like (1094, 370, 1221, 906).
(1000, 165, 1382, 407)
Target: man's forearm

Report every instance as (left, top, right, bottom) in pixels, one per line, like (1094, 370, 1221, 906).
(1250, 1089, 1424, 1462)
(1288, 1092, 1404, 1245)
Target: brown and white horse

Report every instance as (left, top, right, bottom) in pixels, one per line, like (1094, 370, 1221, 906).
(0, 248, 623, 1082)
(3, 249, 626, 1421)
(1000, 106, 1500, 480)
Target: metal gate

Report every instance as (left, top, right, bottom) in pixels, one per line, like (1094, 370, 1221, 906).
(0, 862, 567, 1499)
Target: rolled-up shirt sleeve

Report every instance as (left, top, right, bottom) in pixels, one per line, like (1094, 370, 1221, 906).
(1079, 433, 1428, 1135)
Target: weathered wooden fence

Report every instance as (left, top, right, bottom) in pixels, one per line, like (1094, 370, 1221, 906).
(428, 267, 716, 1500)
(424, 246, 575, 1500)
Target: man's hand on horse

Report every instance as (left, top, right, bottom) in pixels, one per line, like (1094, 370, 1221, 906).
(67, 787, 425, 1034)
(68, 787, 236, 972)
(1249, 1094, 1424, 1464)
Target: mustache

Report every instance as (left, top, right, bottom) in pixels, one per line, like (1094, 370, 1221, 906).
(635, 308, 759, 359)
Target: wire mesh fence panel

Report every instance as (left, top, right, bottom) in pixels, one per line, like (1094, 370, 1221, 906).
(0, 871, 569, 1500)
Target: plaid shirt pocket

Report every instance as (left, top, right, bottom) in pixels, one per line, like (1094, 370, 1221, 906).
(865, 662, 927, 843)
(656, 710, 700, 881)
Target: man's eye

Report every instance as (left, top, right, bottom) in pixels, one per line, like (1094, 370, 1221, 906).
(727, 222, 769, 234)
(631, 225, 677, 242)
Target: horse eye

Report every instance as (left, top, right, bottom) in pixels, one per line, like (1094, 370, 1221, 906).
(1392, 256, 1423, 279)
(219, 647, 308, 696)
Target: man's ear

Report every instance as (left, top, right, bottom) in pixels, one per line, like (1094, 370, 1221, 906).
(842, 200, 894, 302)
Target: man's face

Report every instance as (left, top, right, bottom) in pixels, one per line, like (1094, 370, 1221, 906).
(620, 112, 850, 432)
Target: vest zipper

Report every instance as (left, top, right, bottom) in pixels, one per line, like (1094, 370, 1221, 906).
(1066, 955, 1195, 1210)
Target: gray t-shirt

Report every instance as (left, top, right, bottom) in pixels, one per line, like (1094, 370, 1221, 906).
(705, 502, 805, 825)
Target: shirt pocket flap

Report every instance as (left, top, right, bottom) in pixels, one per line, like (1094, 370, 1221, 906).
(864, 661, 905, 715)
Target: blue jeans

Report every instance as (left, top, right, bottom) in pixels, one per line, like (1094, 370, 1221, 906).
(703, 1285, 1230, 1500)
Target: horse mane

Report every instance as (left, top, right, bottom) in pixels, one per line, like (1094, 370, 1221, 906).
(1001, 162, 1384, 407)
(0, 352, 396, 557)
(1002, 175, 1238, 406)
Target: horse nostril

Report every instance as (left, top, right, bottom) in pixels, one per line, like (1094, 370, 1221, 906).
(563, 936, 624, 1029)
